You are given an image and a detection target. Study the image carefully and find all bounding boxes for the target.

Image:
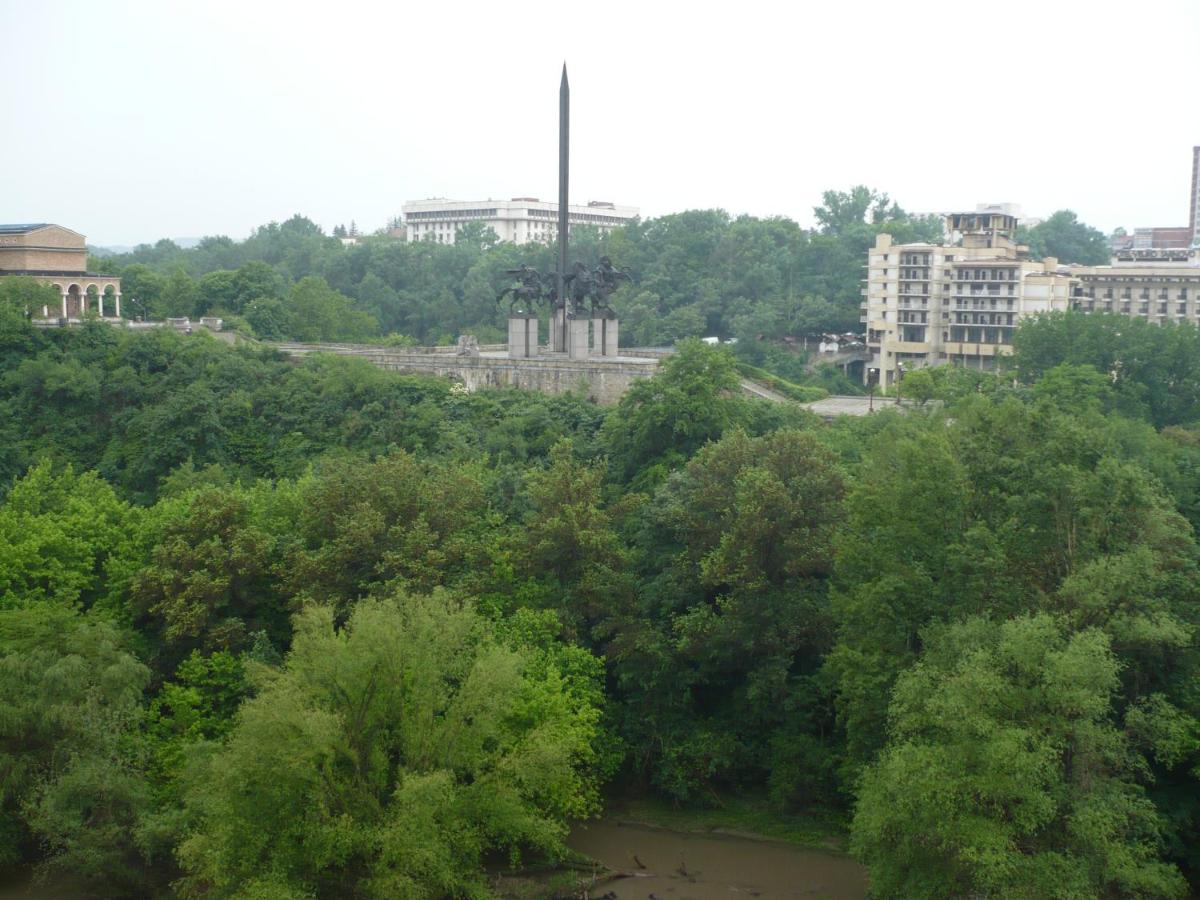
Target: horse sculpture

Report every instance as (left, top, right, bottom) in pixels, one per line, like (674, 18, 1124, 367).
(495, 265, 547, 314)
(590, 256, 631, 318)
(562, 261, 594, 318)
(499, 258, 632, 319)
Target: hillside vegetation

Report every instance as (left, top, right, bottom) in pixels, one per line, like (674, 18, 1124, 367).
(3, 267, 1199, 897)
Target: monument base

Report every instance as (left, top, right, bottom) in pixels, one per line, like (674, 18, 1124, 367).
(551, 306, 566, 353)
(567, 316, 591, 360)
(508, 315, 539, 358)
(592, 316, 618, 357)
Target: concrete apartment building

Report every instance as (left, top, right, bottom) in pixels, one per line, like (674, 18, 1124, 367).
(0, 223, 122, 318)
(863, 211, 1200, 389)
(401, 198, 638, 245)
(1070, 261, 1200, 322)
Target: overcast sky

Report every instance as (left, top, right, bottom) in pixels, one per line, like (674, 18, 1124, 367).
(3, 0, 1198, 247)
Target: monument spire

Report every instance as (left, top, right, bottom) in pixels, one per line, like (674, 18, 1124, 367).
(557, 63, 569, 350)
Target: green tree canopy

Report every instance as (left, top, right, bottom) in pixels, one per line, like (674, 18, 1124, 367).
(0, 461, 137, 610)
(286, 275, 377, 342)
(853, 614, 1187, 899)
(178, 591, 603, 898)
(0, 603, 153, 891)
(129, 484, 283, 666)
(1013, 311, 1200, 427)
(1017, 210, 1111, 265)
(601, 339, 745, 488)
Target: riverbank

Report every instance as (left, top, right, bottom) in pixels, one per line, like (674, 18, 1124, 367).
(494, 795, 864, 899)
(496, 830, 867, 900)
(604, 793, 851, 853)
(2, 798, 860, 899)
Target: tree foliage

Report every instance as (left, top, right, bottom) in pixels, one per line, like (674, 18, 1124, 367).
(1017, 210, 1111, 265)
(0, 604, 154, 892)
(602, 339, 747, 488)
(0, 305, 1198, 894)
(853, 614, 1187, 899)
(1013, 311, 1200, 427)
(95, 189, 966, 347)
(178, 592, 602, 899)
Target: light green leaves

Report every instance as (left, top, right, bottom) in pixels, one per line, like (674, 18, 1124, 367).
(853, 615, 1187, 900)
(179, 591, 602, 898)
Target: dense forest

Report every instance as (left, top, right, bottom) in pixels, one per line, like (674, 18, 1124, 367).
(1, 277, 1199, 898)
(85, 188, 1110, 358)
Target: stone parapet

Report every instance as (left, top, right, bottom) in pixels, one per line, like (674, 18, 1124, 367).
(274, 344, 659, 405)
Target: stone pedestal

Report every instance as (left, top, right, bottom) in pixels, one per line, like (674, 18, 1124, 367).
(567, 316, 591, 360)
(551, 306, 566, 352)
(508, 315, 539, 358)
(525, 315, 538, 355)
(592, 316, 618, 357)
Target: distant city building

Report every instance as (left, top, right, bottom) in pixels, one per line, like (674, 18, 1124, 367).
(0, 223, 122, 318)
(973, 202, 1043, 228)
(1111, 227, 1194, 263)
(1191, 145, 1200, 247)
(912, 203, 1042, 242)
(400, 198, 638, 245)
(1109, 224, 1193, 260)
(1110, 146, 1200, 259)
(862, 213, 1200, 389)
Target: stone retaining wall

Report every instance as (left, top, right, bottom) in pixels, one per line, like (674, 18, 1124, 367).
(274, 344, 659, 405)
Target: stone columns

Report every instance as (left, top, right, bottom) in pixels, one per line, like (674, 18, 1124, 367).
(98, 293, 105, 317)
(115, 293, 121, 318)
(508, 314, 539, 358)
(525, 315, 538, 356)
(551, 306, 566, 352)
(567, 316, 591, 360)
(61, 292, 68, 318)
(592, 316, 618, 357)
(508, 316, 525, 357)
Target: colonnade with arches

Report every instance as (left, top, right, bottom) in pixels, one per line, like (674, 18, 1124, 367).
(43, 279, 122, 319)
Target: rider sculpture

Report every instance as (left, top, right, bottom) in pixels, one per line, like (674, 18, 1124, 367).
(495, 265, 547, 315)
(590, 256, 630, 318)
(498, 258, 631, 320)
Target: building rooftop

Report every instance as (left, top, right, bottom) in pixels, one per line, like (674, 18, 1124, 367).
(401, 198, 637, 214)
(1, 270, 119, 278)
(0, 223, 50, 235)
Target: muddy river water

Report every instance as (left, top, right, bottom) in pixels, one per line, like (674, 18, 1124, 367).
(567, 820, 869, 900)
(0, 822, 868, 900)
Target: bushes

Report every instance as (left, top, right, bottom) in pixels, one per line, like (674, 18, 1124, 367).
(735, 361, 829, 402)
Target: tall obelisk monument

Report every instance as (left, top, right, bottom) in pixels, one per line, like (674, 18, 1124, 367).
(556, 64, 569, 351)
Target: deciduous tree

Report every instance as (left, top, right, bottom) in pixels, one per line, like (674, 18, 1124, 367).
(853, 614, 1187, 899)
(178, 592, 603, 898)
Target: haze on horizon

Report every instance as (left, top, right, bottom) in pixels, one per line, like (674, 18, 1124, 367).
(2, 0, 1198, 247)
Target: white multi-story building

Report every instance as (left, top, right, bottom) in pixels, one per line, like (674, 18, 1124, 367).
(401, 198, 638, 245)
(863, 211, 1200, 389)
